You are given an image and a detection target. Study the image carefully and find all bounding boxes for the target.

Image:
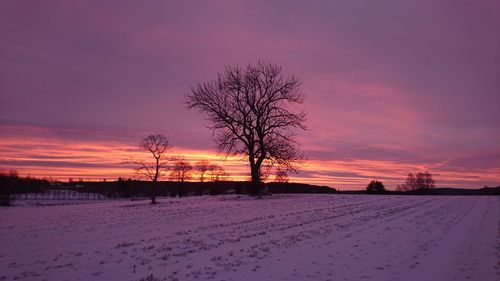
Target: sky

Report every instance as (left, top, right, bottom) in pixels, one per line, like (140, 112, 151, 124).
(1, 0, 499, 189)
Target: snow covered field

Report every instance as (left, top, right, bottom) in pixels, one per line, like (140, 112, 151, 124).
(1, 195, 498, 281)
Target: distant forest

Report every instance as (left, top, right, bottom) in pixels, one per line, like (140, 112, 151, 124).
(0, 171, 337, 205)
(1, 171, 498, 206)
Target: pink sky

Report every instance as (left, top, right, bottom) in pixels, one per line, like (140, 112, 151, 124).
(1, 0, 499, 189)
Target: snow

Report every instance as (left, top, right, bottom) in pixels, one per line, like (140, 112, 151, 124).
(1, 195, 498, 281)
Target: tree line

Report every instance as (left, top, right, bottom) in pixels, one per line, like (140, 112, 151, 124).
(365, 171, 436, 194)
(133, 134, 229, 203)
(0, 170, 50, 206)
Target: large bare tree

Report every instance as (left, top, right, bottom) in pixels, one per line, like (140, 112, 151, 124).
(136, 134, 171, 204)
(186, 61, 306, 195)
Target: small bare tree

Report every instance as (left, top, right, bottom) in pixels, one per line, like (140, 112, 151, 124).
(171, 157, 193, 182)
(207, 164, 227, 195)
(170, 157, 193, 197)
(274, 169, 289, 183)
(195, 160, 210, 183)
(401, 173, 417, 191)
(194, 160, 210, 195)
(136, 134, 171, 204)
(422, 171, 436, 189)
(208, 164, 226, 182)
(186, 61, 306, 195)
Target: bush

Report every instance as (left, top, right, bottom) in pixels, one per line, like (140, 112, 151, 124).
(366, 180, 386, 194)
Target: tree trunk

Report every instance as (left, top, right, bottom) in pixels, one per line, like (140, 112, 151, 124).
(250, 163, 261, 196)
(151, 181, 157, 204)
(151, 158, 159, 204)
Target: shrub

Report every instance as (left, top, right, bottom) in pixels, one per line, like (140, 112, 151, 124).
(366, 180, 386, 194)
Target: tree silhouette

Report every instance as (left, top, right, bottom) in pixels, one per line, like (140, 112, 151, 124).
(195, 160, 210, 195)
(195, 160, 210, 183)
(207, 164, 226, 195)
(208, 164, 226, 182)
(422, 171, 436, 189)
(274, 169, 289, 183)
(135, 134, 171, 204)
(186, 61, 306, 195)
(402, 173, 417, 191)
(170, 157, 193, 197)
(401, 171, 435, 191)
(366, 180, 385, 194)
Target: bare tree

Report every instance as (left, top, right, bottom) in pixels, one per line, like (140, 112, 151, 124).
(170, 157, 193, 182)
(136, 134, 171, 204)
(195, 160, 210, 183)
(195, 160, 210, 196)
(401, 173, 417, 191)
(415, 172, 426, 190)
(422, 171, 436, 189)
(401, 171, 435, 191)
(170, 157, 193, 197)
(186, 61, 306, 195)
(207, 164, 227, 196)
(208, 164, 226, 182)
(274, 169, 289, 183)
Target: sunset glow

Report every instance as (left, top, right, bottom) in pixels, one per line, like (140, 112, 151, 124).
(1, 122, 499, 189)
